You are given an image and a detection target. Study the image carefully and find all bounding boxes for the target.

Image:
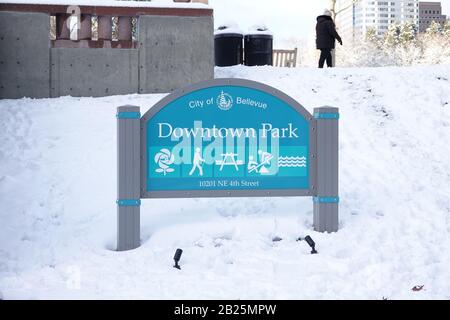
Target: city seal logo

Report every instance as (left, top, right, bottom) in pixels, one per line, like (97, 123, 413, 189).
(216, 91, 233, 111)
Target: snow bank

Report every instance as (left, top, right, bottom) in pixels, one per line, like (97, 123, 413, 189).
(0, 65, 450, 299)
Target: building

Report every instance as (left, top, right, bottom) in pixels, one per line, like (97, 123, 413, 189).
(336, 0, 420, 41)
(419, 2, 447, 32)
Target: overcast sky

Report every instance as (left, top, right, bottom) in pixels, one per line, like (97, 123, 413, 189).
(210, 0, 450, 41)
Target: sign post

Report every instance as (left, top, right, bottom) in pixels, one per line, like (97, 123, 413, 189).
(116, 79, 339, 251)
(117, 105, 141, 251)
(313, 107, 339, 232)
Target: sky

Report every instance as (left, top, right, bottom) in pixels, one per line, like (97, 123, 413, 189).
(210, 0, 450, 42)
(210, 0, 329, 41)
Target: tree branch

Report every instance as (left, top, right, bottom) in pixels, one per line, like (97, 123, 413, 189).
(332, 0, 361, 18)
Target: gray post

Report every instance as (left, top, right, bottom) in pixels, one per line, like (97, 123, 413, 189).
(117, 105, 141, 251)
(331, 49, 336, 67)
(313, 106, 339, 232)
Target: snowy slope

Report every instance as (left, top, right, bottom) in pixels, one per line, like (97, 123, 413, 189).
(0, 65, 450, 299)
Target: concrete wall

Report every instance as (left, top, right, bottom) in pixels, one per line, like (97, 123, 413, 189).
(0, 11, 50, 99)
(138, 15, 214, 93)
(51, 48, 139, 97)
(0, 11, 214, 99)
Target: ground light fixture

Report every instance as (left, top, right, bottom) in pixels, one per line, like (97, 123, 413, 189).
(173, 248, 183, 269)
(297, 235, 318, 254)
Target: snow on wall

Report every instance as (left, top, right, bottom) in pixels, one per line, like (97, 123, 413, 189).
(0, 65, 449, 299)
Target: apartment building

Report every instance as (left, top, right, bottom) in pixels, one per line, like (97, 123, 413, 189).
(419, 2, 447, 32)
(336, 0, 420, 40)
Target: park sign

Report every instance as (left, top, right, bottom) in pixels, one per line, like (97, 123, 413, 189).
(116, 79, 339, 251)
(142, 79, 313, 197)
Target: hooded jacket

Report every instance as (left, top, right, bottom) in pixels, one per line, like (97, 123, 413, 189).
(316, 15, 342, 49)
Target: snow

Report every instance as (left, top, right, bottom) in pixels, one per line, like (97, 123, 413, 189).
(245, 25, 273, 37)
(1, 65, 450, 299)
(214, 24, 273, 37)
(214, 24, 243, 36)
(0, 0, 210, 9)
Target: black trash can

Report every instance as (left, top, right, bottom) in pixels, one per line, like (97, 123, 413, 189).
(244, 31, 273, 66)
(214, 29, 244, 67)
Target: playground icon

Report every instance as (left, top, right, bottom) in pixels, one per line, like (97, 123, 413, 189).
(248, 150, 274, 175)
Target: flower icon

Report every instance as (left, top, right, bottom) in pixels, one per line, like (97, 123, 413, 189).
(154, 148, 175, 175)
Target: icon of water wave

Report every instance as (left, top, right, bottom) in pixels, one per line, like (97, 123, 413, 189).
(278, 156, 307, 168)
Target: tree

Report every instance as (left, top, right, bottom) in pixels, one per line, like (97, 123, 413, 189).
(399, 21, 416, 45)
(443, 21, 450, 38)
(326, 1, 361, 67)
(426, 21, 442, 36)
(384, 22, 400, 47)
(329, 0, 361, 21)
(365, 27, 379, 44)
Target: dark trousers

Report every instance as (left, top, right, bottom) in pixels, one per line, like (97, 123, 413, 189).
(318, 49, 333, 68)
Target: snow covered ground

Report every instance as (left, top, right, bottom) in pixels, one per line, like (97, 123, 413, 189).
(1, 65, 450, 299)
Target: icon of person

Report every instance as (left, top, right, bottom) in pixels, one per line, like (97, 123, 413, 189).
(258, 149, 272, 174)
(189, 147, 205, 176)
(247, 155, 259, 173)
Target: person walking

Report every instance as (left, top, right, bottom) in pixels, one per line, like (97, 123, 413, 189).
(316, 9, 342, 68)
(189, 147, 205, 176)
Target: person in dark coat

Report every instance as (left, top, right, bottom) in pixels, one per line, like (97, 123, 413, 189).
(316, 9, 342, 68)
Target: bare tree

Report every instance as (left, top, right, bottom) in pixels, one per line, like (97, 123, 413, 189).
(327, 0, 361, 66)
(329, 0, 361, 21)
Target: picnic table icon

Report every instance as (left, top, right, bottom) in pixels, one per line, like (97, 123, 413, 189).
(215, 153, 244, 171)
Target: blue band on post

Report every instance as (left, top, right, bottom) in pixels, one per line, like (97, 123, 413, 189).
(117, 199, 141, 206)
(116, 112, 141, 119)
(313, 196, 340, 203)
(314, 112, 339, 120)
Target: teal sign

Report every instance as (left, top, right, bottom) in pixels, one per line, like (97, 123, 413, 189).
(117, 80, 339, 251)
(141, 79, 314, 197)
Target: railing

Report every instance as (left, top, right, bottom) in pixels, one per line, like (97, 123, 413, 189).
(52, 12, 138, 49)
(273, 48, 298, 68)
(0, 2, 213, 49)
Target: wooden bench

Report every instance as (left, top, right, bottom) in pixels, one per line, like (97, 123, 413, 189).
(273, 48, 298, 67)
